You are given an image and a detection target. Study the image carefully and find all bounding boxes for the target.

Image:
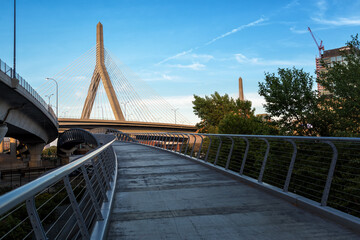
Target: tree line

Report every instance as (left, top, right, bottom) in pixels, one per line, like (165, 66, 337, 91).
(193, 35, 360, 137)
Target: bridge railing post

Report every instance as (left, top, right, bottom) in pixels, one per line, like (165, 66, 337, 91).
(258, 138, 270, 183)
(204, 135, 212, 162)
(214, 136, 223, 166)
(321, 141, 338, 206)
(63, 175, 91, 239)
(239, 137, 249, 175)
(283, 139, 297, 192)
(225, 137, 235, 170)
(197, 135, 204, 160)
(26, 196, 47, 239)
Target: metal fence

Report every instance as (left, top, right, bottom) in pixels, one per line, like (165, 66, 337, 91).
(124, 132, 360, 219)
(0, 58, 57, 120)
(0, 135, 117, 239)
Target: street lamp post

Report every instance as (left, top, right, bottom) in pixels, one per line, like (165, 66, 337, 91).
(45, 94, 54, 106)
(171, 108, 179, 124)
(46, 78, 58, 118)
(121, 101, 129, 119)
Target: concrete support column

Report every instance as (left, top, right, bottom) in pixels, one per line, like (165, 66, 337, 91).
(0, 141, 4, 153)
(10, 138, 17, 158)
(0, 124, 8, 143)
(28, 143, 45, 168)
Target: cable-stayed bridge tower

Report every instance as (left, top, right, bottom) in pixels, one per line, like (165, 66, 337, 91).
(82, 22, 124, 120)
(38, 22, 195, 132)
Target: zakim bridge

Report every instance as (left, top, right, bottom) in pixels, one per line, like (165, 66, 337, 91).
(37, 22, 195, 133)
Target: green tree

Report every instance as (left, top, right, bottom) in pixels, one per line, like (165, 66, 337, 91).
(317, 34, 360, 135)
(218, 113, 277, 135)
(192, 91, 255, 133)
(258, 67, 318, 136)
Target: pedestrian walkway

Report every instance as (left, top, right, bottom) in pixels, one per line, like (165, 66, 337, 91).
(107, 141, 359, 239)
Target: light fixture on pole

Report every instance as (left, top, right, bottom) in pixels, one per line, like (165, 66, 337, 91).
(45, 94, 54, 106)
(45, 78, 59, 118)
(171, 108, 179, 124)
(121, 101, 129, 119)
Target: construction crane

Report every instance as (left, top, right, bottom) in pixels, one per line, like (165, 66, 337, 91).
(308, 27, 325, 58)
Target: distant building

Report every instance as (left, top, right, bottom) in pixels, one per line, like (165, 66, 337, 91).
(316, 46, 350, 95)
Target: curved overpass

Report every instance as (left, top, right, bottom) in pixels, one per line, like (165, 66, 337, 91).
(0, 60, 58, 166)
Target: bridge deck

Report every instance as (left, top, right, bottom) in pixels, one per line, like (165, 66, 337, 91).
(107, 142, 359, 239)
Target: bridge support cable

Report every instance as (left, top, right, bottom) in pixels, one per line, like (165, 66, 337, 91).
(118, 132, 360, 233)
(43, 23, 191, 124)
(106, 49, 190, 124)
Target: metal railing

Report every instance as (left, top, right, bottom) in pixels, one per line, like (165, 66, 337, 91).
(123, 133, 360, 219)
(0, 58, 57, 121)
(0, 135, 117, 239)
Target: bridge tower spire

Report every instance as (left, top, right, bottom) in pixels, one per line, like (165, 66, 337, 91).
(81, 22, 125, 120)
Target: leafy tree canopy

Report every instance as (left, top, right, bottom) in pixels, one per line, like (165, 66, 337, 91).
(317, 34, 360, 135)
(258, 67, 317, 136)
(192, 91, 255, 133)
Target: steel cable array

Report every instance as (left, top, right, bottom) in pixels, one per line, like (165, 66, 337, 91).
(36, 47, 191, 124)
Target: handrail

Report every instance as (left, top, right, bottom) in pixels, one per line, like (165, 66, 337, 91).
(0, 138, 115, 215)
(0, 58, 57, 122)
(121, 132, 360, 223)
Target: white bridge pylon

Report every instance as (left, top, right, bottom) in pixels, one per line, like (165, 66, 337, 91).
(39, 23, 190, 125)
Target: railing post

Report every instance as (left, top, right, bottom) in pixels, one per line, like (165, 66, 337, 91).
(190, 134, 197, 158)
(176, 134, 181, 152)
(204, 136, 212, 162)
(91, 158, 108, 202)
(258, 138, 270, 183)
(321, 141, 338, 206)
(81, 165, 104, 221)
(225, 137, 235, 170)
(214, 136, 222, 165)
(239, 137, 249, 175)
(178, 134, 183, 154)
(284, 139, 297, 192)
(26, 196, 47, 240)
(184, 134, 190, 155)
(63, 175, 90, 239)
(197, 135, 204, 160)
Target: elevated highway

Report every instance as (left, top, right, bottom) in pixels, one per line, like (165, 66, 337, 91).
(0, 59, 58, 166)
(59, 118, 197, 133)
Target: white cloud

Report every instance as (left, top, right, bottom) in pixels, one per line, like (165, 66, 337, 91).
(312, 17, 360, 26)
(205, 18, 266, 46)
(289, 27, 308, 34)
(157, 17, 266, 65)
(284, 0, 300, 9)
(190, 54, 214, 62)
(157, 48, 196, 65)
(316, 0, 328, 17)
(234, 53, 313, 67)
(170, 63, 206, 70)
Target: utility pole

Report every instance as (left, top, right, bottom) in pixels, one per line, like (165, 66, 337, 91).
(13, 0, 16, 78)
(172, 108, 179, 124)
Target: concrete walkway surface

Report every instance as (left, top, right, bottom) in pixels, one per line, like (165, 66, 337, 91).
(107, 142, 359, 240)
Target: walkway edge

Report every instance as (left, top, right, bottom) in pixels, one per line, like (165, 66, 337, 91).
(90, 146, 118, 240)
(138, 143, 360, 235)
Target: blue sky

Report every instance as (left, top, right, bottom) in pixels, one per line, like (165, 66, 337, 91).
(0, 0, 359, 124)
